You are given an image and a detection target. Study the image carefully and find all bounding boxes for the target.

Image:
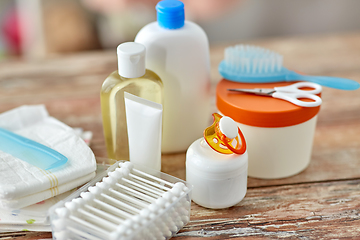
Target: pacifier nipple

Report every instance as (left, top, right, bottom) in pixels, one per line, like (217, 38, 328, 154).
(204, 113, 246, 155)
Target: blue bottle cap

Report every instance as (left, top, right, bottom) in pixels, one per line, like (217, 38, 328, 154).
(156, 0, 185, 29)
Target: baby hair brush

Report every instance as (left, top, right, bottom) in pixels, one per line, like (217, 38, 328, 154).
(218, 44, 359, 90)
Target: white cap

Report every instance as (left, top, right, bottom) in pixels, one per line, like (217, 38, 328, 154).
(117, 42, 146, 78)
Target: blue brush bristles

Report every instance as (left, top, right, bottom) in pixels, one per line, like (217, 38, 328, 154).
(219, 44, 360, 90)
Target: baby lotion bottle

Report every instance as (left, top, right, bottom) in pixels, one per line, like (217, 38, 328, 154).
(186, 113, 248, 209)
(135, 0, 211, 153)
(101, 42, 163, 160)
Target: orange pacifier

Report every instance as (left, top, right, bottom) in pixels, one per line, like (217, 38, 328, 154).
(204, 113, 246, 154)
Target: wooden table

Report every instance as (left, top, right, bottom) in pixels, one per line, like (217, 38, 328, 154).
(1, 32, 360, 239)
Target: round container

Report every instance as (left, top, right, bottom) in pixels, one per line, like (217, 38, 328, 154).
(186, 138, 248, 209)
(216, 80, 321, 179)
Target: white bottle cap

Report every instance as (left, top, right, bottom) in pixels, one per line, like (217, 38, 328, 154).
(117, 42, 146, 78)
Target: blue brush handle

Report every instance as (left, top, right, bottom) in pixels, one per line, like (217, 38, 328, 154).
(287, 71, 360, 91)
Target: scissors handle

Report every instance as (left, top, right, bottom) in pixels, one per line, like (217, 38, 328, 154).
(272, 91, 322, 107)
(274, 82, 322, 94)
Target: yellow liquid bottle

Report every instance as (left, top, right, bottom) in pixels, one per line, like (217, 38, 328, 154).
(101, 42, 163, 160)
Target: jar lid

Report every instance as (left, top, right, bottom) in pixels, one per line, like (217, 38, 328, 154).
(216, 79, 321, 128)
(186, 138, 248, 180)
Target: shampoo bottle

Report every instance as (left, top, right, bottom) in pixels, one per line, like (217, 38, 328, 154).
(101, 42, 163, 160)
(135, 0, 211, 153)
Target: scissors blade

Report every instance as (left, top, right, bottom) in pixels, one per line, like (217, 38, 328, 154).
(228, 88, 276, 96)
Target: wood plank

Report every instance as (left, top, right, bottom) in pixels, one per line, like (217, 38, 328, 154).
(3, 179, 360, 239)
(0, 231, 52, 239)
(174, 179, 360, 239)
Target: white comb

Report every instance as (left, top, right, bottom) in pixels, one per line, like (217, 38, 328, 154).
(49, 161, 192, 240)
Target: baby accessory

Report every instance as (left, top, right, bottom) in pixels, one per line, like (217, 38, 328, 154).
(186, 113, 248, 209)
(124, 92, 163, 171)
(228, 82, 322, 107)
(219, 44, 360, 90)
(217, 80, 321, 178)
(0, 160, 107, 233)
(49, 161, 192, 240)
(0, 105, 97, 209)
(135, 0, 211, 153)
(101, 42, 162, 161)
(203, 113, 246, 154)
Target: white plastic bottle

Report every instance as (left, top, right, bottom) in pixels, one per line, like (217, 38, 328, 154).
(135, 0, 211, 153)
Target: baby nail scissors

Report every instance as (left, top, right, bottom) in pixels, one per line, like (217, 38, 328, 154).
(228, 82, 322, 107)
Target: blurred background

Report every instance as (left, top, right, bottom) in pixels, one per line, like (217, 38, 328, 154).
(1, 0, 360, 59)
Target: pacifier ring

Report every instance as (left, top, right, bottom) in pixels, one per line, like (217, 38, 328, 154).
(204, 113, 247, 155)
(219, 127, 246, 155)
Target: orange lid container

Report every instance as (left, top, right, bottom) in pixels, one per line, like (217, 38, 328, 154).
(216, 79, 321, 128)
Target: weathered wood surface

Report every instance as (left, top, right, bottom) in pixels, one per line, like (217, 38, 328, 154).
(180, 179, 360, 239)
(0, 32, 360, 239)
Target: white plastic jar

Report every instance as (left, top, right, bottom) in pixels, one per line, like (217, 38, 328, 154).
(216, 80, 321, 179)
(186, 114, 248, 209)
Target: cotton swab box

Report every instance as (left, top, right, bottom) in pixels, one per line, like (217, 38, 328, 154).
(218, 44, 360, 90)
(0, 127, 67, 170)
(49, 161, 192, 240)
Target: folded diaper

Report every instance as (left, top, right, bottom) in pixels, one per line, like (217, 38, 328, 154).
(0, 172, 95, 209)
(0, 163, 108, 233)
(0, 105, 97, 209)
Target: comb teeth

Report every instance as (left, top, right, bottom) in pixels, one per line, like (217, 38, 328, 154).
(51, 162, 191, 240)
(224, 44, 283, 75)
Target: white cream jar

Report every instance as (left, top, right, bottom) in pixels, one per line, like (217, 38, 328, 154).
(186, 114, 248, 209)
(216, 80, 321, 179)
